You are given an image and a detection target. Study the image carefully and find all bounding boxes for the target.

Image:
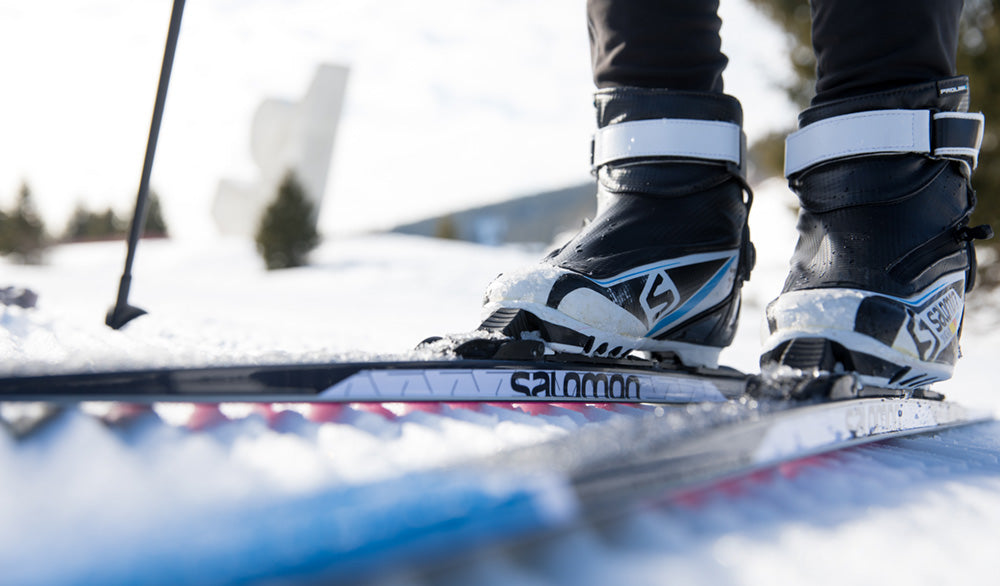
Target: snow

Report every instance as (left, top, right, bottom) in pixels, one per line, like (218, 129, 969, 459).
(3, 179, 1000, 584)
(3, 0, 1000, 583)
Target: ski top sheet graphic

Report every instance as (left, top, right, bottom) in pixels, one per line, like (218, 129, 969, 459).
(0, 358, 750, 404)
(318, 365, 736, 403)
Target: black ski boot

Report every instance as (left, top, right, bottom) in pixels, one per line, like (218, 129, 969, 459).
(761, 77, 991, 388)
(480, 88, 754, 368)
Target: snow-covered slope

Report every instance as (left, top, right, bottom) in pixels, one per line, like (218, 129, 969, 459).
(2, 178, 1000, 585)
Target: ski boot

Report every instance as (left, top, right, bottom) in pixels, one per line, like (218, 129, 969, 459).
(479, 88, 755, 368)
(761, 77, 991, 389)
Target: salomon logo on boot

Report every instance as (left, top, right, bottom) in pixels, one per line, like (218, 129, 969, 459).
(482, 249, 743, 367)
(762, 273, 967, 389)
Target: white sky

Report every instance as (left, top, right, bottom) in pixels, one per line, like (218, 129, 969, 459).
(0, 0, 793, 241)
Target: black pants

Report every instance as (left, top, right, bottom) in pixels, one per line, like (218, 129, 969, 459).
(588, 0, 965, 104)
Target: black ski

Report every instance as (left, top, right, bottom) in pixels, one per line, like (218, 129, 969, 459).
(0, 336, 954, 405)
(0, 353, 748, 404)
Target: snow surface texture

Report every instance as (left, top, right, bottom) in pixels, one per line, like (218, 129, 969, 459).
(3, 179, 1000, 585)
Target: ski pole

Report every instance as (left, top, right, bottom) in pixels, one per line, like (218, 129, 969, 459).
(107, 0, 186, 330)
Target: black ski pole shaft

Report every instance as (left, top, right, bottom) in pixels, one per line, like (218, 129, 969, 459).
(107, 0, 186, 330)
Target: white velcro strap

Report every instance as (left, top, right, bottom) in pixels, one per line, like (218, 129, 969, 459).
(784, 109, 986, 177)
(592, 118, 743, 170)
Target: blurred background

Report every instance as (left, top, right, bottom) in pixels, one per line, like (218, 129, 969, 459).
(0, 0, 995, 279)
(0, 1, 786, 250)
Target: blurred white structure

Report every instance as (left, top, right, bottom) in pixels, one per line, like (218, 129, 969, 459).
(212, 63, 349, 237)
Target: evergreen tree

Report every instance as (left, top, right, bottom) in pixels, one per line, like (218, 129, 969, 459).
(255, 171, 320, 270)
(958, 0, 1000, 282)
(434, 214, 461, 240)
(62, 191, 169, 243)
(0, 209, 10, 255)
(143, 190, 169, 238)
(62, 203, 125, 242)
(63, 203, 95, 242)
(1, 182, 48, 264)
(96, 209, 121, 238)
